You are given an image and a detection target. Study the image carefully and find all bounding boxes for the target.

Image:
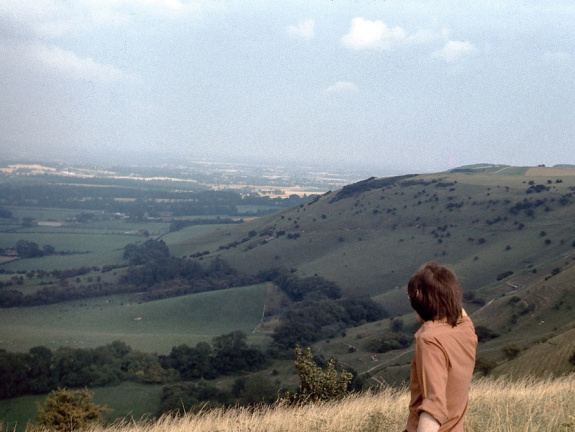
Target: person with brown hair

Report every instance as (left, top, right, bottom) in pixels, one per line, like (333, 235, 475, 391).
(403, 262, 477, 432)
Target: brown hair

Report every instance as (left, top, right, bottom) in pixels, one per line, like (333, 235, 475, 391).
(407, 262, 463, 327)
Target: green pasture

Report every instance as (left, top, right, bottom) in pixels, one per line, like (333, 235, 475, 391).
(0, 383, 162, 432)
(0, 283, 268, 354)
(161, 224, 231, 251)
(2, 249, 126, 272)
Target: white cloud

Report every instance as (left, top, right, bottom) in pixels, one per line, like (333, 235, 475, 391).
(25, 42, 129, 81)
(341, 18, 407, 50)
(286, 19, 315, 40)
(432, 40, 474, 62)
(325, 81, 358, 94)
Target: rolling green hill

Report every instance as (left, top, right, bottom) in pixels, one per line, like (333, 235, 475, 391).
(170, 165, 575, 378)
(2, 164, 575, 428)
(2, 164, 575, 381)
(173, 165, 575, 300)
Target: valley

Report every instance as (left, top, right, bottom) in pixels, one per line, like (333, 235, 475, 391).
(1, 161, 575, 429)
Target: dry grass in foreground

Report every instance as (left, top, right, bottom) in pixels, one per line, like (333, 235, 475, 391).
(40, 375, 575, 432)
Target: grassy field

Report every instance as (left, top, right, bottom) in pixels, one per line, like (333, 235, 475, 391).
(12, 374, 573, 432)
(0, 207, 239, 271)
(0, 283, 269, 353)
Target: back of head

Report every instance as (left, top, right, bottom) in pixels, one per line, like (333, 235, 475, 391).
(407, 262, 463, 327)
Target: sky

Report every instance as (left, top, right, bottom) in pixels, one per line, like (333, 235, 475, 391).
(0, 0, 574, 175)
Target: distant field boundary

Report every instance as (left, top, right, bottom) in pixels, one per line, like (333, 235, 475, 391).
(526, 166, 575, 176)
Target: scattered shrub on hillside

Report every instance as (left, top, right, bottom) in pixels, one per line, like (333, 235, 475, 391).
(526, 184, 550, 194)
(502, 343, 522, 360)
(283, 346, 352, 404)
(474, 357, 497, 376)
(569, 349, 575, 368)
(389, 318, 404, 333)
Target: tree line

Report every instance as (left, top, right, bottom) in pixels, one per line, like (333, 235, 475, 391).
(0, 332, 269, 402)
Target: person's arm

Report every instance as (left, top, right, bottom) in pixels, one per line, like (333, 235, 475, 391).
(417, 412, 440, 432)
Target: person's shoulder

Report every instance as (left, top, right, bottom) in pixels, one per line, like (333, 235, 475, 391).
(456, 316, 475, 330)
(418, 317, 474, 340)
(416, 321, 448, 341)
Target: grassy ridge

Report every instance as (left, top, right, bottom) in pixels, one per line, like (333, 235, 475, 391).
(21, 375, 571, 432)
(0, 284, 268, 353)
(175, 168, 575, 300)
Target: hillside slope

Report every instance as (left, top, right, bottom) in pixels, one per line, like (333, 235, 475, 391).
(173, 165, 575, 307)
(170, 164, 575, 378)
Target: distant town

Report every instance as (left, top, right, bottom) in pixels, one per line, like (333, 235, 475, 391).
(0, 160, 374, 198)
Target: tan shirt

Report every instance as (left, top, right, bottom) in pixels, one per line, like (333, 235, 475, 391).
(405, 316, 477, 432)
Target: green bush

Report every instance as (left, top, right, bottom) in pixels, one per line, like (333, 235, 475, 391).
(283, 346, 352, 404)
(32, 388, 109, 432)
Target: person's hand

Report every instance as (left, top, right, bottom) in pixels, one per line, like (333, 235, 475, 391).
(417, 412, 440, 432)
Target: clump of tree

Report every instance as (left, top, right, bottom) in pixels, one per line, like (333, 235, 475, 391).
(283, 346, 352, 404)
(0, 341, 175, 399)
(6, 240, 57, 258)
(259, 269, 386, 351)
(122, 239, 170, 265)
(159, 331, 268, 380)
(364, 331, 411, 354)
(120, 256, 257, 301)
(259, 268, 341, 302)
(271, 297, 387, 351)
